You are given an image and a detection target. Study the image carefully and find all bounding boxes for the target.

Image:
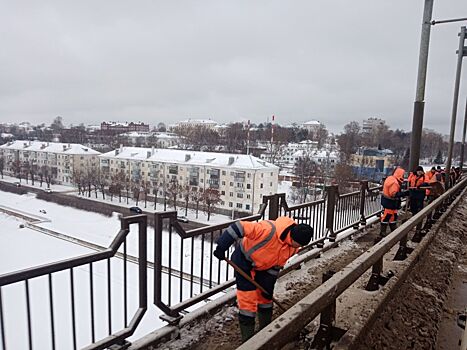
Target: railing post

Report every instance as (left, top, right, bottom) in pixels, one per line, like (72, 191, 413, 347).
(359, 180, 368, 226)
(325, 185, 338, 242)
(310, 270, 346, 348)
(365, 256, 383, 291)
(268, 194, 280, 220)
(153, 213, 181, 321)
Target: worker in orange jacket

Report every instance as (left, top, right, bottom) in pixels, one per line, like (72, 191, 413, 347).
(213, 217, 313, 342)
(380, 167, 409, 238)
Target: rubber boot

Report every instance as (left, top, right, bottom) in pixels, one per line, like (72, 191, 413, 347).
(257, 307, 273, 330)
(389, 223, 397, 232)
(375, 223, 386, 242)
(238, 314, 256, 342)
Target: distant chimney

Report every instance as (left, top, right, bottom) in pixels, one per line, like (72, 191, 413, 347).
(41, 143, 46, 149)
(120, 144, 123, 153)
(228, 156, 235, 165)
(47, 142, 49, 147)
(151, 146, 155, 155)
(63, 145, 67, 151)
(23, 142, 27, 148)
(185, 154, 191, 162)
(147, 151, 151, 159)
(115, 149, 119, 156)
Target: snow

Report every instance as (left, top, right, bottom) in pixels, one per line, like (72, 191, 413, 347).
(100, 146, 278, 169)
(0, 189, 232, 348)
(0, 140, 100, 155)
(0, 174, 75, 193)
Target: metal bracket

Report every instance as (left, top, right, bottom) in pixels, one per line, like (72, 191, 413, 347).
(160, 313, 184, 326)
(108, 340, 131, 350)
(310, 324, 347, 349)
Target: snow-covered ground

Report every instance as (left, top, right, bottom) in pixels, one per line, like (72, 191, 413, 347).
(0, 174, 75, 193)
(0, 190, 231, 349)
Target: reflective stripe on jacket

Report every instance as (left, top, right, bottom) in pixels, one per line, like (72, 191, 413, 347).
(232, 217, 298, 271)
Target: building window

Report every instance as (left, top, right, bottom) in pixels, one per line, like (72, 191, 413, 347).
(229, 202, 233, 208)
(229, 192, 233, 197)
(230, 182, 233, 186)
(261, 173, 264, 178)
(270, 182, 272, 186)
(222, 181, 225, 185)
(221, 191, 225, 195)
(222, 171, 226, 175)
(260, 184, 263, 189)
(247, 194, 251, 199)
(245, 204, 250, 210)
(247, 184, 251, 189)
(237, 193, 243, 198)
(236, 203, 243, 209)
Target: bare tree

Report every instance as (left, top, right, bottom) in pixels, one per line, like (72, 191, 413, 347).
(166, 179, 180, 211)
(203, 188, 221, 221)
(294, 156, 318, 203)
(180, 183, 191, 216)
(191, 187, 203, 219)
(29, 163, 37, 186)
(0, 156, 4, 179)
(71, 169, 84, 195)
(12, 159, 22, 182)
(22, 161, 30, 184)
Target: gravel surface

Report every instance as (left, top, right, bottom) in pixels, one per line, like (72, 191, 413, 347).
(354, 196, 467, 350)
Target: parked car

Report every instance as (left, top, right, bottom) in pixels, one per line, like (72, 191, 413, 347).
(129, 206, 143, 214)
(14, 182, 21, 187)
(43, 188, 52, 193)
(177, 216, 189, 223)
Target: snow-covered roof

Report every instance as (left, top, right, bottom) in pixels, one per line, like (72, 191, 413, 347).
(177, 119, 218, 125)
(0, 140, 101, 155)
(302, 120, 321, 126)
(101, 147, 278, 170)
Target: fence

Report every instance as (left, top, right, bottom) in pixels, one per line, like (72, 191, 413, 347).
(152, 181, 383, 321)
(238, 175, 467, 350)
(0, 215, 147, 350)
(0, 180, 386, 349)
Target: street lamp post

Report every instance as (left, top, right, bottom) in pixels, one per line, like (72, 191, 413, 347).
(460, 97, 467, 170)
(409, 0, 435, 173)
(445, 26, 466, 188)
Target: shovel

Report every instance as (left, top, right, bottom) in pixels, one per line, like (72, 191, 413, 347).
(225, 257, 287, 312)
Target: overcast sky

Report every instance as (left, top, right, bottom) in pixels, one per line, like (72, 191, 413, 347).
(1, 1, 466, 136)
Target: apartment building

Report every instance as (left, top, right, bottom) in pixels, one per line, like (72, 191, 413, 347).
(0, 140, 100, 185)
(100, 146, 279, 214)
(100, 121, 150, 133)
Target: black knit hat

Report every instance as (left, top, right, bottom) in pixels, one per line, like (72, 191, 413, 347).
(415, 166, 424, 172)
(290, 224, 313, 246)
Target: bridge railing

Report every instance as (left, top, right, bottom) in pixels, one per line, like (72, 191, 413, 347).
(152, 182, 384, 320)
(0, 215, 147, 350)
(152, 200, 270, 321)
(238, 175, 467, 350)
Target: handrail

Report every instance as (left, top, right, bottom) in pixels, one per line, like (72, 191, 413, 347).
(0, 214, 148, 350)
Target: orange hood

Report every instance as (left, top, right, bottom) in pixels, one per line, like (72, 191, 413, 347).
(393, 168, 405, 182)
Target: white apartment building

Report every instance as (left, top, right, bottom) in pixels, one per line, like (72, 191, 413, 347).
(301, 120, 323, 134)
(362, 117, 386, 133)
(99, 147, 279, 214)
(0, 140, 100, 185)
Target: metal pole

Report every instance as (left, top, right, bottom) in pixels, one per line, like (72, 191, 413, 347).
(460, 97, 467, 170)
(445, 26, 466, 188)
(409, 0, 435, 173)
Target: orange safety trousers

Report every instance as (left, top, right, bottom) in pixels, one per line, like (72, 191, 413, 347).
(381, 208, 398, 224)
(235, 269, 276, 317)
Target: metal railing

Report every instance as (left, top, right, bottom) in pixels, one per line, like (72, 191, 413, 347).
(153, 202, 268, 321)
(238, 175, 467, 350)
(0, 215, 148, 350)
(152, 182, 383, 320)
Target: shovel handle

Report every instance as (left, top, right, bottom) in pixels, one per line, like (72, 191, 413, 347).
(225, 258, 287, 312)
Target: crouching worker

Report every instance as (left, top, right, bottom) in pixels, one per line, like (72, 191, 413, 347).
(213, 217, 313, 342)
(379, 167, 409, 240)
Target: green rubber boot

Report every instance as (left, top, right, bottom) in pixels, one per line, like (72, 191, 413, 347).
(238, 314, 256, 342)
(258, 307, 273, 330)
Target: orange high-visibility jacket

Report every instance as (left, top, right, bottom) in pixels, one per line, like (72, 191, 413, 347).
(236, 217, 298, 271)
(383, 168, 405, 199)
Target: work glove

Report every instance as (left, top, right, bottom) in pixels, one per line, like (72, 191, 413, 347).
(213, 248, 225, 261)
